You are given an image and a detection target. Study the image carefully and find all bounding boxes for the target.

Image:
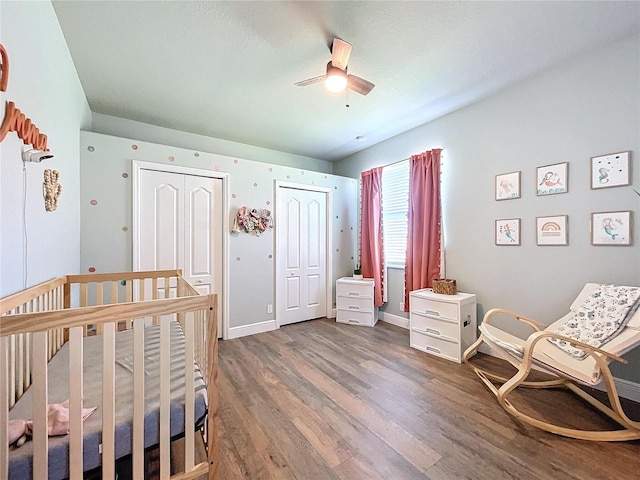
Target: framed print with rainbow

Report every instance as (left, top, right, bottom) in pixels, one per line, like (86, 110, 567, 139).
(590, 151, 630, 189)
(591, 211, 632, 246)
(536, 215, 568, 246)
(495, 218, 521, 245)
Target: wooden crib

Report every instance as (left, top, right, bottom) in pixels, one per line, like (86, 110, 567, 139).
(0, 269, 218, 480)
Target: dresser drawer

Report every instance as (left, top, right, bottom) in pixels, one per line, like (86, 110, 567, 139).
(410, 296, 459, 322)
(410, 313, 459, 340)
(337, 309, 376, 326)
(336, 282, 373, 299)
(410, 329, 459, 362)
(337, 295, 373, 312)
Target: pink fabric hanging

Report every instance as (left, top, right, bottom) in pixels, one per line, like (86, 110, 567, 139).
(360, 167, 384, 307)
(404, 149, 442, 311)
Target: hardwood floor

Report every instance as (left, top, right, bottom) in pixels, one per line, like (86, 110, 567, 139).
(216, 318, 640, 479)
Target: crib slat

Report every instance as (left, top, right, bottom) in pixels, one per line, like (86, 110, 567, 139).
(132, 318, 145, 480)
(111, 281, 118, 304)
(152, 277, 159, 325)
(17, 333, 24, 398)
(1, 336, 9, 480)
(184, 312, 195, 472)
(160, 317, 171, 479)
(96, 283, 104, 335)
(126, 280, 133, 329)
(102, 323, 116, 479)
(69, 326, 84, 479)
(33, 331, 49, 479)
(8, 335, 15, 407)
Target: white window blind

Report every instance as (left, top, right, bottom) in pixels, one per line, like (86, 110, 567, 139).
(382, 161, 409, 267)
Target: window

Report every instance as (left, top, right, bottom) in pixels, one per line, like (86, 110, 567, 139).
(381, 161, 409, 267)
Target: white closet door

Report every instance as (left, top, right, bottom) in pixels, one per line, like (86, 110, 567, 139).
(137, 169, 223, 335)
(138, 169, 184, 297)
(278, 187, 327, 325)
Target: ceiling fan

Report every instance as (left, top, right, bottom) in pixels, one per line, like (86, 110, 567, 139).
(295, 38, 375, 96)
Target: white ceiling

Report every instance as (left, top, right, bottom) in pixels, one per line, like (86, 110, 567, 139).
(52, 1, 640, 162)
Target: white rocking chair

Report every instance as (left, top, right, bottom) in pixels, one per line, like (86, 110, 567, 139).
(463, 283, 640, 441)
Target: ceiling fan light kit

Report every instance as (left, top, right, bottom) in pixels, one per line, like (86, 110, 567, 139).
(295, 38, 374, 97)
(324, 62, 348, 93)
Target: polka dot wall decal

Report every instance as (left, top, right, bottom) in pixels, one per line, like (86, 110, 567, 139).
(268, 254, 273, 259)
(236, 257, 241, 261)
(214, 165, 220, 171)
(253, 183, 258, 187)
(169, 156, 175, 162)
(286, 175, 291, 179)
(90, 199, 98, 206)
(232, 193, 236, 198)
(324, 175, 328, 179)
(234, 159, 239, 164)
(341, 229, 343, 233)
(336, 248, 340, 252)
(334, 186, 338, 189)
(266, 200, 270, 205)
(268, 168, 272, 172)
(300, 171, 305, 175)
(336, 215, 339, 219)
(88, 267, 96, 273)
(351, 227, 353, 230)
(351, 256, 354, 260)
(121, 226, 128, 232)
(311, 181, 315, 185)
(194, 152, 200, 157)
(87, 146, 95, 152)
(131, 144, 138, 150)
(122, 173, 128, 178)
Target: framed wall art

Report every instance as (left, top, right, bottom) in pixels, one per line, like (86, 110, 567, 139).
(536, 215, 568, 246)
(590, 151, 631, 189)
(495, 218, 521, 245)
(591, 211, 632, 246)
(536, 162, 568, 195)
(495, 171, 520, 200)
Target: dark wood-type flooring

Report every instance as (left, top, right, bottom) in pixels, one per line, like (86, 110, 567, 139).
(216, 318, 640, 480)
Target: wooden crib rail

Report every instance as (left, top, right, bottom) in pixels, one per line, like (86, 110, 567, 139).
(0, 271, 218, 480)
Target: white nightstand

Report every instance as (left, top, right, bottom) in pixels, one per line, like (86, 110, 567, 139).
(336, 277, 378, 327)
(409, 288, 477, 363)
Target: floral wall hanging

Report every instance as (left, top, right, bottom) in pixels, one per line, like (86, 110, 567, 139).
(232, 207, 273, 236)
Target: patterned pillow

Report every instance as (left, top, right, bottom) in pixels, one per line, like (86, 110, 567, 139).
(549, 285, 640, 359)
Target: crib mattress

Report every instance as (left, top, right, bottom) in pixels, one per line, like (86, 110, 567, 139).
(8, 320, 208, 480)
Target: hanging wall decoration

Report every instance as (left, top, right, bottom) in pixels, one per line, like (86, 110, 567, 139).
(232, 206, 273, 236)
(43, 169, 62, 212)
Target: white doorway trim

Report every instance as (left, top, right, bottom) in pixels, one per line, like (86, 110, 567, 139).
(274, 180, 333, 328)
(132, 160, 230, 340)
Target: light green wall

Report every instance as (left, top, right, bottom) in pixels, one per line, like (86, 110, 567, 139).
(0, 0, 91, 296)
(334, 37, 640, 383)
(80, 131, 357, 331)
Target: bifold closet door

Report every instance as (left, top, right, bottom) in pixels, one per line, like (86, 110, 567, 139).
(278, 187, 327, 325)
(137, 168, 222, 334)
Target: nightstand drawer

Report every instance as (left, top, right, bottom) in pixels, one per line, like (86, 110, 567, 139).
(410, 313, 459, 340)
(410, 329, 459, 362)
(336, 283, 372, 299)
(411, 296, 459, 322)
(336, 309, 376, 326)
(337, 295, 372, 312)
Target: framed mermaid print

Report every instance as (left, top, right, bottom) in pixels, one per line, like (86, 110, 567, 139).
(536, 162, 567, 195)
(590, 151, 630, 190)
(591, 211, 632, 246)
(495, 218, 521, 245)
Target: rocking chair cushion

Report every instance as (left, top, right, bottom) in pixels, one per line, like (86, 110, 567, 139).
(479, 283, 640, 386)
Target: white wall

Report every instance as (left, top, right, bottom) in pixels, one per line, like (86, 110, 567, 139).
(91, 113, 333, 174)
(0, 1, 91, 296)
(334, 37, 640, 383)
(79, 131, 358, 333)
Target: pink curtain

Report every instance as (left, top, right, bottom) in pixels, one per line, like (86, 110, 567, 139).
(404, 149, 442, 311)
(360, 167, 384, 307)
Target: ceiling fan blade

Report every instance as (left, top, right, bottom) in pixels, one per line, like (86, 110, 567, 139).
(294, 75, 326, 87)
(348, 74, 375, 95)
(331, 38, 352, 70)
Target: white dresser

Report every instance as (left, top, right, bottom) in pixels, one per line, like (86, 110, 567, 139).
(409, 288, 477, 363)
(336, 277, 378, 327)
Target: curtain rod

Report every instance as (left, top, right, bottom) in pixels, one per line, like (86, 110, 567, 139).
(383, 150, 445, 168)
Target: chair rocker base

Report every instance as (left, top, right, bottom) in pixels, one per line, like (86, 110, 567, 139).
(464, 337, 640, 442)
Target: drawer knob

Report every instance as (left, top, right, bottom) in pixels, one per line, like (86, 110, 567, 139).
(426, 327, 440, 335)
(426, 346, 441, 354)
(348, 292, 360, 296)
(348, 305, 360, 310)
(425, 309, 439, 316)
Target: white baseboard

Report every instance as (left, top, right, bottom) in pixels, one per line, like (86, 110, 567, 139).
(380, 312, 409, 329)
(227, 320, 277, 339)
(479, 343, 640, 403)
